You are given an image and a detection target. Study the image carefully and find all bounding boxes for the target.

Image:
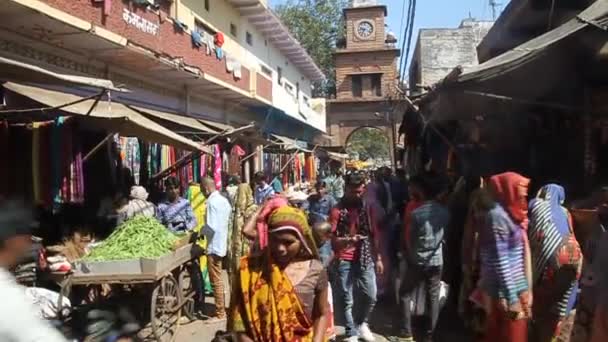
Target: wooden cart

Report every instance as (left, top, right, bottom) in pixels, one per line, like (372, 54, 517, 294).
(58, 244, 198, 342)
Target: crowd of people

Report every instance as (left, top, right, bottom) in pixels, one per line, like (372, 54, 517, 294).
(5, 165, 608, 342)
(223, 168, 608, 342)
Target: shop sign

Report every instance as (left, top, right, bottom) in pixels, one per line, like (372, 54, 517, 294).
(122, 8, 159, 36)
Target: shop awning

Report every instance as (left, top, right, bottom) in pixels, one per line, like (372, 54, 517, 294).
(3, 82, 209, 152)
(327, 151, 349, 161)
(425, 0, 608, 120)
(271, 134, 312, 152)
(131, 106, 220, 136)
(0, 56, 125, 92)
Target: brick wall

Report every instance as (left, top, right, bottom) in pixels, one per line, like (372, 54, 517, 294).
(256, 73, 272, 102)
(345, 7, 386, 50)
(43, 0, 250, 91)
(335, 50, 398, 100)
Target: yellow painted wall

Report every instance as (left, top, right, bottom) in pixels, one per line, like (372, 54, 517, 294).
(178, 0, 313, 98)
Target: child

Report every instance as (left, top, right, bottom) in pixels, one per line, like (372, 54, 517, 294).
(313, 222, 334, 268)
(313, 222, 336, 341)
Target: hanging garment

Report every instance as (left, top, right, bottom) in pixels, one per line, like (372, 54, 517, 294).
(233, 59, 242, 79)
(214, 32, 225, 47)
(32, 123, 41, 204)
(50, 114, 65, 205)
(214, 145, 222, 190)
(226, 55, 235, 72)
(215, 47, 223, 60)
(192, 31, 203, 47)
(202, 32, 213, 55)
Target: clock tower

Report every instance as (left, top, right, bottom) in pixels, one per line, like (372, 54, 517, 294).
(326, 2, 400, 157)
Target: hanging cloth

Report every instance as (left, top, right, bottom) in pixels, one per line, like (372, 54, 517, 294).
(214, 144, 222, 189)
(31, 123, 41, 204)
(50, 117, 64, 204)
(186, 184, 213, 294)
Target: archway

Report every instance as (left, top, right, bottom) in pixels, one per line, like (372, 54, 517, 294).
(345, 126, 392, 169)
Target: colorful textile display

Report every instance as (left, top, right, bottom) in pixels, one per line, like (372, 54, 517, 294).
(186, 184, 213, 294)
(214, 144, 222, 189)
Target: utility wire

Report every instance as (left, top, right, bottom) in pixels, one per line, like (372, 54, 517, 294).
(397, 0, 408, 47)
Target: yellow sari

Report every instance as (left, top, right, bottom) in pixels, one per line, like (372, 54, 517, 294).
(229, 206, 319, 342)
(187, 184, 212, 293)
(230, 257, 313, 342)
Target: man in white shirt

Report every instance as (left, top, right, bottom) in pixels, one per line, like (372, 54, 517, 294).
(0, 200, 67, 342)
(201, 178, 232, 319)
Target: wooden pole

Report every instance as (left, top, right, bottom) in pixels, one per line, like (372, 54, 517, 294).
(83, 133, 114, 162)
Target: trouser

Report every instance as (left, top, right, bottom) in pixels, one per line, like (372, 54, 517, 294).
(189, 258, 204, 309)
(335, 259, 377, 337)
(207, 254, 225, 317)
(398, 265, 442, 338)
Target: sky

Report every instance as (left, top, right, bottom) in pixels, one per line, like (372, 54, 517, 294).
(270, 0, 505, 71)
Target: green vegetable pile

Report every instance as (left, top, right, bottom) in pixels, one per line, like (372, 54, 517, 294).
(83, 216, 179, 261)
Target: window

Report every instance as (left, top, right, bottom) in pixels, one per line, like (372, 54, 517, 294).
(277, 67, 283, 85)
(194, 19, 215, 36)
(260, 65, 272, 78)
(204, 0, 209, 11)
(351, 75, 362, 97)
(246, 31, 253, 46)
(230, 23, 237, 37)
(371, 74, 382, 96)
(296, 82, 300, 100)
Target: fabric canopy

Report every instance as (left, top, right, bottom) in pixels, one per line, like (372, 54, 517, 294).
(3, 82, 209, 153)
(271, 134, 312, 152)
(132, 105, 220, 135)
(0, 56, 125, 91)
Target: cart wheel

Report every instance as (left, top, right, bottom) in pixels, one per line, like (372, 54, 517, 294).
(178, 265, 196, 321)
(150, 275, 181, 342)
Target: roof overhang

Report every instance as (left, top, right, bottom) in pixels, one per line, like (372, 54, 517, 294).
(226, 0, 325, 82)
(477, 0, 595, 63)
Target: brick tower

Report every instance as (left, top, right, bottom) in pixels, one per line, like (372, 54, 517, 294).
(327, 1, 400, 153)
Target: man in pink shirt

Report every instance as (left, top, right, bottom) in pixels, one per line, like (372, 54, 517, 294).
(330, 173, 384, 342)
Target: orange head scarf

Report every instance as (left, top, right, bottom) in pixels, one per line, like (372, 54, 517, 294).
(487, 172, 530, 229)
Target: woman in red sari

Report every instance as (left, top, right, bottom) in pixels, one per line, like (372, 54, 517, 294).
(475, 172, 533, 342)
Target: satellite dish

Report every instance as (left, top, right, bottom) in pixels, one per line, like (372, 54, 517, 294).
(351, 0, 377, 7)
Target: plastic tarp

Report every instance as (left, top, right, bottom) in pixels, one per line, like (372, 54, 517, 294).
(3, 82, 209, 153)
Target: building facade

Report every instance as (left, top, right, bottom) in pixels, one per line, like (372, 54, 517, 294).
(0, 0, 325, 148)
(408, 18, 494, 95)
(326, 1, 400, 153)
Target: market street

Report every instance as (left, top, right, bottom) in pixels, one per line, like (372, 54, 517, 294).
(3, 0, 608, 341)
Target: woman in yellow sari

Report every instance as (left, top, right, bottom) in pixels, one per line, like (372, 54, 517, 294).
(228, 184, 258, 282)
(229, 205, 330, 342)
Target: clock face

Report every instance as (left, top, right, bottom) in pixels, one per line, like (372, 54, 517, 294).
(357, 21, 374, 39)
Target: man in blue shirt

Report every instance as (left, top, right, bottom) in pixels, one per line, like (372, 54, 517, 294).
(156, 177, 197, 233)
(326, 169, 345, 201)
(270, 172, 284, 193)
(200, 178, 232, 319)
(254, 171, 275, 205)
(303, 180, 337, 225)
